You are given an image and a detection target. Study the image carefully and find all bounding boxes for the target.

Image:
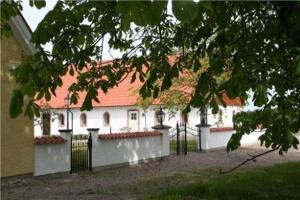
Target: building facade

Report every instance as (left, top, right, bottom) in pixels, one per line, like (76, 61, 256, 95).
(1, 13, 36, 177)
(34, 102, 241, 136)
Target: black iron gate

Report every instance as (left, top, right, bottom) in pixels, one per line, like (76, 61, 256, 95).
(71, 133, 92, 173)
(169, 122, 201, 155)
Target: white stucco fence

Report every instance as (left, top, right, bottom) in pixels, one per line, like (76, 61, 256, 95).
(34, 128, 169, 176)
(91, 128, 169, 168)
(34, 126, 263, 176)
(34, 132, 71, 176)
(199, 127, 263, 151)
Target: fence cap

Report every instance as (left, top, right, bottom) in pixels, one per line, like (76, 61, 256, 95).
(195, 124, 211, 128)
(58, 129, 72, 133)
(151, 124, 172, 130)
(87, 128, 100, 132)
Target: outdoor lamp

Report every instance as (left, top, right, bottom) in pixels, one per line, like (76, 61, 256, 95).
(64, 94, 71, 108)
(156, 106, 166, 126)
(200, 107, 208, 125)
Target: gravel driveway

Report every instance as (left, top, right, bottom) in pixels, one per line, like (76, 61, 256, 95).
(2, 144, 299, 200)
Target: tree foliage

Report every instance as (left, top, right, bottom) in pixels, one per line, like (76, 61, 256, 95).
(3, 1, 300, 153)
(0, 0, 46, 37)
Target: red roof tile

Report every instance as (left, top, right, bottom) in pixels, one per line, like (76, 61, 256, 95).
(37, 58, 243, 108)
(35, 135, 66, 144)
(98, 131, 161, 140)
(210, 127, 234, 132)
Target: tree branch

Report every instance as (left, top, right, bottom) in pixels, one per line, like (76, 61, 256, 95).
(219, 146, 280, 174)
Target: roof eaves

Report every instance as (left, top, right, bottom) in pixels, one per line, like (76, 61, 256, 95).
(8, 12, 36, 56)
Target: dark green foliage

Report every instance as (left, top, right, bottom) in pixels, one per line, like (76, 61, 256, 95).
(0, 0, 46, 37)
(3, 1, 299, 153)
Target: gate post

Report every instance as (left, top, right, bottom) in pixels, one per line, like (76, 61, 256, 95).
(196, 124, 211, 151)
(59, 129, 72, 173)
(184, 123, 187, 155)
(152, 124, 171, 157)
(195, 125, 202, 152)
(87, 128, 99, 171)
(176, 122, 180, 155)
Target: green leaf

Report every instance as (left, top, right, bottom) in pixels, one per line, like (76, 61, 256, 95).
(193, 59, 201, 72)
(296, 55, 300, 74)
(25, 102, 34, 119)
(21, 83, 35, 97)
(32, 102, 41, 118)
(225, 79, 239, 99)
(200, 1, 213, 13)
(210, 97, 219, 114)
(131, 72, 137, 83)
(10, 90, 24, 118)
(254, 85, 268, 107)
(69, 67, 74, 76)
(142, 1, 166, 26)
(153, 86, 159, 99)
(172, 1, 199, 24)
(118, 1, 167, 27)
(82, 91, 93, 111)
(45, 91, 51, 101)
(161, 74, 172, 91)
(29, 0, 46, 9)
(34, 0, 46, 9)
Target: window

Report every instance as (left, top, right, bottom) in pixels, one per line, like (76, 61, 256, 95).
(80, 113, 87, 127)
(42, 112, 51, 135)
(130, 113, 137, 120)
(103, 112, 110, 126)
(58, 114, 65, 126)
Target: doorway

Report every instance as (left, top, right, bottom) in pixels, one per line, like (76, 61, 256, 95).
(128, 110, 139, 132)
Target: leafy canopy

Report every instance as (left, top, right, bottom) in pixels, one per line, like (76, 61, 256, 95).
(4, 1, 300, 154)
(1, 0, 46, 37)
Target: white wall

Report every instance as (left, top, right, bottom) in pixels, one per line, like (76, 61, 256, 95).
(208, 130, 235, 149)
(92, 129, 169, 168)
(199, 127, 263, 151)
(34, 132, 71, 176)
(34, 105, 240, 137)
(34, 129, 169, 176)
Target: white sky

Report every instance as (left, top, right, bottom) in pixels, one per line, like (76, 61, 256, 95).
(21, 0, 122, 59)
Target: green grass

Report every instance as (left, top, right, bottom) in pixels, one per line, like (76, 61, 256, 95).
(170, 139, 198, 152)
(147, 162, 300, 200)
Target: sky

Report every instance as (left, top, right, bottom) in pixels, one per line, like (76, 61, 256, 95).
(21, 0, 122, 60)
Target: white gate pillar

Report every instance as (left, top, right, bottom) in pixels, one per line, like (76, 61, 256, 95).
(59, 129, 72, 141)
(196, 124, 211, 152)
(152, 124, 172, 157)
(87, 128, 99, 169)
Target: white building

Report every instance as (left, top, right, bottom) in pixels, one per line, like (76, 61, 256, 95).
(34, 69, 242, 136)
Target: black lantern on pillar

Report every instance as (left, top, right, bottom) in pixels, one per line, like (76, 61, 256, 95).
(64, 94, 71, 108)
(155, 106, 166, 126)
(200, 107, 208, 126)
(64, 94, 73, 131)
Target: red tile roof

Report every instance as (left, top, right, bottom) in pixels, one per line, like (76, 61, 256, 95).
(35, 135, 66, 144)
(38, 69, 142, 109)
(210, 127, 234, 132)
(37, 59, 243, 109)
(98, 131, 161, 140)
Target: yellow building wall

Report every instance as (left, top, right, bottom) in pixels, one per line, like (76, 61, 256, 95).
(1, 35, 34, 177)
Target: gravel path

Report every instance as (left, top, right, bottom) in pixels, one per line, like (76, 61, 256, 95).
(2, 144, 299, 200)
